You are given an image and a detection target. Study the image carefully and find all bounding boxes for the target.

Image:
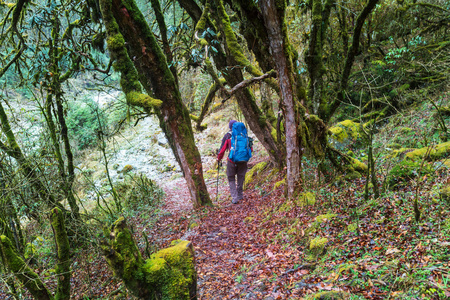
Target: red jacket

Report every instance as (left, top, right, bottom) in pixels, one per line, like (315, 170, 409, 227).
(217, 138, 231, 161)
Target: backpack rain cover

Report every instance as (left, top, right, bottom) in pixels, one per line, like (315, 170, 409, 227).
(229, 122, 252, 163)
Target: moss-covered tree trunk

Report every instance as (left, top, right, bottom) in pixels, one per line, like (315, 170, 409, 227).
(259, 0, 303, 197)
(102, 217, 197, 299)
(0, 101, 63, 213)
(212, 0, 285, 166)
(50, 208, 71, 300)
(0, 207, 71, 300)
(99, 0, 212, 208)
(306, 0, 333, 117)
(0, 235, 53, 300)
(43, 15, 80, 221)
(178, 0, 284, 167)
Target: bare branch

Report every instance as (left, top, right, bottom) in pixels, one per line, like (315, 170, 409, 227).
(221, 70, 276, 103)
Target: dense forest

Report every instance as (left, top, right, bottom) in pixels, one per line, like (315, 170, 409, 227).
(0, 0, 449, 299)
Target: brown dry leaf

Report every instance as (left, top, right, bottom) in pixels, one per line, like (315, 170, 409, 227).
(385, 248, 401, 255)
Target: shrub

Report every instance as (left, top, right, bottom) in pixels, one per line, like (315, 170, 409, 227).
(387, 159, 434, 188)
(115, 173, 165, 211)
(66, 98, 106, 150)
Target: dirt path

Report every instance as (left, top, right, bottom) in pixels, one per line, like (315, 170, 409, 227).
(156, 174, 307, 300)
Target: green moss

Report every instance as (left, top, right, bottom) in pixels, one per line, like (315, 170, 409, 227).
(143, 240, 195, 299)
(271, 127, 277, 141)
(388, 84, 410, 99)
(127, 91, 162, 109)
(399, 126, 413, 134)
(190, 114, 199, 121)
(194, 0, 210, 32)
(309, 237, 328, 258)
(24, 242, 36, 260)
(217, 0, 264, 78)
(244, 161, 268, 188)
(316, 213, 336, 223)
(329, 120, 363, 145)
(298, 192, 316, 206)
(347, 223, 357, 232)
(273, 178, 286, 191)
(350, 158, 367, 172)
(388, 148, 414, 158)
(339, 120, 361, 139)
(328, 126, 347, 143)
(51, 207, 71, 300)
(405, 142, 450, 161)
(387, 159, 434, 187)
(439, 186, 450, 206)
(0, 235, 52, 298)
(106, 33, 125, 50)
(108, 217, 144, 283)
(344, 170, 361, 180)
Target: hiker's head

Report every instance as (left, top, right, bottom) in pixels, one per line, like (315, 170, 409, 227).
(229, 120, 237, 129)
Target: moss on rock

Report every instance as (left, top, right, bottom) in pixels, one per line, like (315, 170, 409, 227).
(344, 170, 361, 180)
(439, 185, 450, 206)
(143, 240, 196, 299)
(387, 159, 434, 187)
(309, 237, 328, 259)
(350, 158, 367, 173)
(329, 120, 365, 150)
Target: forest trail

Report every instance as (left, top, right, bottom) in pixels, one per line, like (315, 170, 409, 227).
(152, 170, 314, 300)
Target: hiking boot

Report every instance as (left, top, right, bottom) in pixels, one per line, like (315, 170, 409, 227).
(232, 199, 239, 204)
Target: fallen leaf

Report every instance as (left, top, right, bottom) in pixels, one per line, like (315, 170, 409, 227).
(385, 248, 401, 255)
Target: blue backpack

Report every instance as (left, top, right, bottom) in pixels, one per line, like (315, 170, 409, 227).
(229, 122, 252, 163)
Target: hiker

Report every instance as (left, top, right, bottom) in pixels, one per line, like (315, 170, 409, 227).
(217, 120, 252, 204)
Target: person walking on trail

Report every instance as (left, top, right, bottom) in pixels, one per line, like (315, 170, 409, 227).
(217, 120, 252, 204)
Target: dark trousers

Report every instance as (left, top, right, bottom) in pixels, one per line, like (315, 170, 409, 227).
(226, 160, 247, 203)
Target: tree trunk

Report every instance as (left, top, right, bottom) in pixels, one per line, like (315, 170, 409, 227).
(0, 235, 53, 300)
(51, 208, 71, 300)
(99, 0, 212, 208)
(0, 101, 63, 212)
(260, 0, 302, 198)
(102, 218, 197, 299)
(0, 207, 71, 300)
(212, 0, 285, 166)
(178, 0, 284, 167)
(325, 0, 380, 122)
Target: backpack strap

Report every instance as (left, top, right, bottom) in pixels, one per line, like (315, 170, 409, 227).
(218, 131, 232, 153)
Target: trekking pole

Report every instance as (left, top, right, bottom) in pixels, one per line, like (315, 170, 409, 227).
(216, 160, 221, 201)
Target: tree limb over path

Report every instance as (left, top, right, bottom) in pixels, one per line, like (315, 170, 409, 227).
(221, 70, 277, 104)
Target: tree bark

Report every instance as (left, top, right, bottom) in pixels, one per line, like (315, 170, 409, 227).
(51, 208, 71, 300)
(0, 208, 71, 300)
(260, 0, 302, 198)
(178, 0, 284, 167)
(102, 217, 197, 299)
(0, 235, 53, 300)
(99, 0, 212, 208)
(0, 101, 63, 212)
